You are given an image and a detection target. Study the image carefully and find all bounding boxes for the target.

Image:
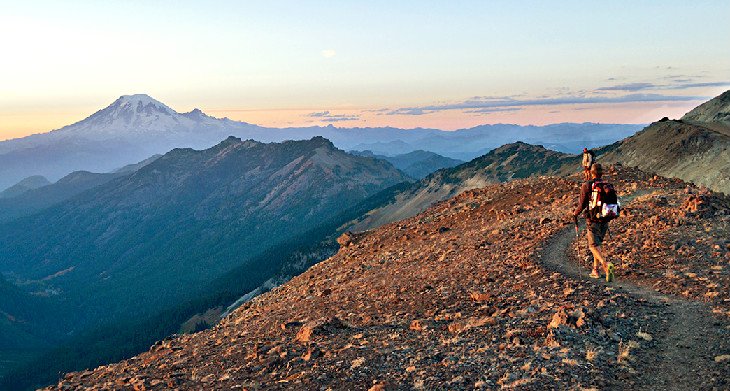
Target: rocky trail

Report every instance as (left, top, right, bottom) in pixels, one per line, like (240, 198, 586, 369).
(540, 193, 729, 389)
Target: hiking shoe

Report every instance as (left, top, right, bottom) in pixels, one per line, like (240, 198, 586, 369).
(589, 271, 600, 279)
(606, 263, 615, 282)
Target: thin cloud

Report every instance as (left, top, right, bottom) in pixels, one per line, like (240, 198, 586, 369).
(662, 74, 704, 80)
(599, 79, 729, 91)
(388, 108, 427, 115)
(306, 110, 359, 122)
(597, 82, 657, 91)
(386, 93, 707, 115)
(362, 108, 391, 115)
(669, 81, 730, 89)
(463, 107, 522, 115)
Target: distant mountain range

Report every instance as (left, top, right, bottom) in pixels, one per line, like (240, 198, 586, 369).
(350, 89, 730, 231)
(348, 142, 579, 231)
(349, 150, 463, 179)
(0, 94, 643, 189)
(0, 175, 50, 199)
(3, 91, 728, 389)
(0, 156, 161, 223)
(0, 136, 406, 388)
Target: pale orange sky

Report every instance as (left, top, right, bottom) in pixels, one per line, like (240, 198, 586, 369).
(207, 100, 705, 130)
(0, 98, 711, 142)
(1, 1, 729, 141)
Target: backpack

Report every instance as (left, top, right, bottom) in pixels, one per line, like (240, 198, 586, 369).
(589, 180, 620, 222)
(582, 151, 595, 167)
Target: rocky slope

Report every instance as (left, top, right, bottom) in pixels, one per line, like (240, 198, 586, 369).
(47, 166, 729, 390)
(349, 142, 578, 231)
(600, 90, 730, 194)
(681, 89, 730, 124)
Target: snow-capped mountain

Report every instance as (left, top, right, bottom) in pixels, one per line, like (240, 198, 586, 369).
(56, 94, 238, 139)
(0, 94, 643, 189)
(0, 94, 257, 151)
(0, 95, 265, 188)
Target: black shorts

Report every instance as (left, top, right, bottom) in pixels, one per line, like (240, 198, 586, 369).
(587, 221, 608, 247)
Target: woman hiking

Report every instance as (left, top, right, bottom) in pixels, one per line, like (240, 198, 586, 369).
(573, 163, 617, 282)
(581, 148, 595, 180)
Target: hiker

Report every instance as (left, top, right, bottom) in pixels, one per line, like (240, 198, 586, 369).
(581, 148, 595, 180)
(573, 163, 619, 282)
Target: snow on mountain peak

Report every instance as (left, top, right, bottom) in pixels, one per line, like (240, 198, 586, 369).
(51, 94, 238, 139)
(111, 94, 175, 115)
(182, 108, 210, 120)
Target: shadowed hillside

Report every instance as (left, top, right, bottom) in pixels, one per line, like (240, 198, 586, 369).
(0, 176, 50, 199)
(0, 136, 407, 389)
(349, 142, 579, 231)
(350, 150, 463, 179)
(601, 90, 730, 194)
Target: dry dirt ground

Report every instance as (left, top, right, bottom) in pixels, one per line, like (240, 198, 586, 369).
(48, 167, 730, 390)
(544, 225, 728, 390)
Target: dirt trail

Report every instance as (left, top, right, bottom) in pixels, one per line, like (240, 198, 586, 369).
(539, 188, 729, 389)
(542, 226, 727, 389)
(539, 181, 730, 389)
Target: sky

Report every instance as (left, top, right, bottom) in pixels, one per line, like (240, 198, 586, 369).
(1, 0, 729, 140)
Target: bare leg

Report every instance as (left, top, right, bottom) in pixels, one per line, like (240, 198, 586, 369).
(589, 245, 608, 274)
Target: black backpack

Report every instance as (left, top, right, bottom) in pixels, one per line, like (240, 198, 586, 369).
(589, 180, 620, 222)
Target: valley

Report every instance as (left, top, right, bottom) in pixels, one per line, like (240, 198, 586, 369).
(0, 136, 407, 389)
(1, 91, 728, 389)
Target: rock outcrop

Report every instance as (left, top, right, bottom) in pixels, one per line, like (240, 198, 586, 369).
(600, 90, 730, 194)
(682, 90, 730, 124)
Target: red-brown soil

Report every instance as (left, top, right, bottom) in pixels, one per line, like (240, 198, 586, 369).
(47, 167, 730, 390)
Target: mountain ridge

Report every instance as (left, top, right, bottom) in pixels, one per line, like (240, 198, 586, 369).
(348, 142, 579, 231)
(349, 150, 463, 179)
(0, 176, 50, 199)
(681, 90, 730, 124)
(600, 90, 730, 194)
(0, 136, 408, 388)
(0, 94, 643, 189)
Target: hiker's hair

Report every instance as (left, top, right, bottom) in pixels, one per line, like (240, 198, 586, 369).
(591, 163, 603, 178)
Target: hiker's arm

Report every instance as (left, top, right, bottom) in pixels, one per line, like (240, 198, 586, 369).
(573, 183, 589, 216)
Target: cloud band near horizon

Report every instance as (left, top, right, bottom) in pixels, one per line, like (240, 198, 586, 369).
(386, 93, 711, 116)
